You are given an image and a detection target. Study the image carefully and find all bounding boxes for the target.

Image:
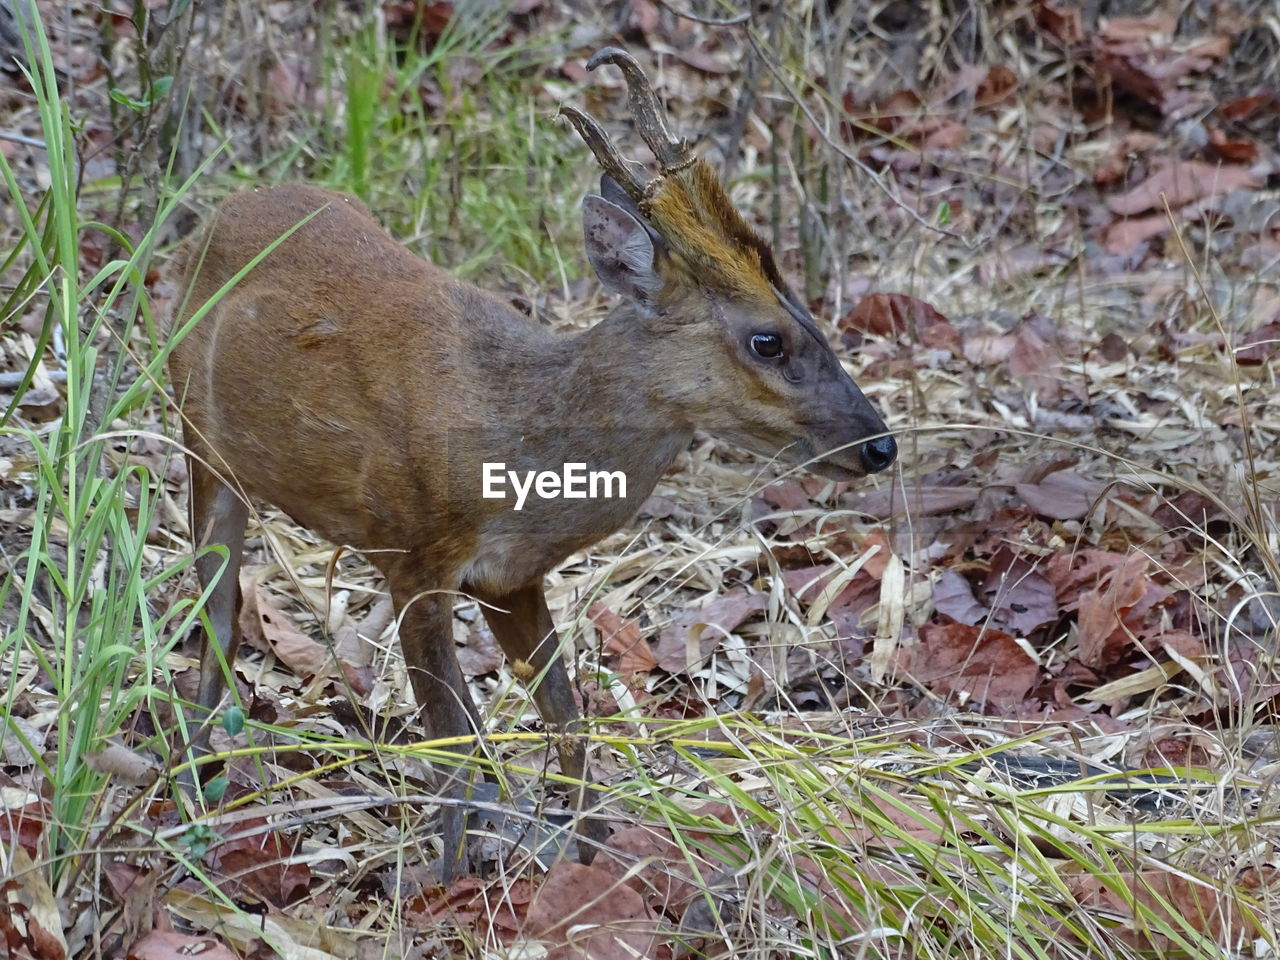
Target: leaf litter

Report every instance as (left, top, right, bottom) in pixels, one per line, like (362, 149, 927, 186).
(2, 0, 1280, 957)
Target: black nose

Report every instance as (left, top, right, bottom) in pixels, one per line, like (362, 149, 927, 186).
(859, 434, 897, 473)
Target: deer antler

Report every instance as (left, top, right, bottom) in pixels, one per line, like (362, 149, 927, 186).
(565, 47, 786, 304)
(561, 47, 696, 203)
(585, 47, 693, 173)
(557, 105, 647, 202)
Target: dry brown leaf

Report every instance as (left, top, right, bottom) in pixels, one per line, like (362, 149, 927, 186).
(84, 740, 160, 785)
(653, 589, 766, 674)
(126, 930, 239, 960)
(1104, 213, 1172, 255)
(843, 484, 979, 520)
(1206, 126, 1257, 163)
(1076, 552, 1148, 670)
(1015, 469, 1106, 520)
(933, 570, 986, 625)
(1063, 867, 1257, 947)
(594, 824, 707, 916)
(524, 862, 661, 960)
(1235, 320, 1280, 365)
(842, 293, 958, 354)
(210, 821, 312, 907)
(1034, 1, 1083, 45)
(1218, 92, 1280, 122)
(982, 550, 1060, 636)
(0, 845, 67, 960)
(1106, 162, 1262, 216)
(907, 621, 1038, 710)
(589, 602, 658, 675)
(239, 576, 334, 681)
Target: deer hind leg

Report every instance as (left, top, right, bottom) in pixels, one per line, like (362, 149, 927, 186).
(388, 571, 484, 883)
(187, 451, 250, 737)
(473, 582, 610, 863)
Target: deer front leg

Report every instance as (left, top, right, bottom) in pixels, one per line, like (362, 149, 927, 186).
(389, 576, 484, 883)
(472, 582, 610, 862)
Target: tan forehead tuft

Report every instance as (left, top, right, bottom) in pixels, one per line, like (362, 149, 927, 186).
(641, 160, 781, 303)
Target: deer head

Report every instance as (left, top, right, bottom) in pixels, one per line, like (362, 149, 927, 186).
(561, 47, 896, 480)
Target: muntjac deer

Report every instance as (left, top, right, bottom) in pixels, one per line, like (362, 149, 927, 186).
(171, 48, 896, 881)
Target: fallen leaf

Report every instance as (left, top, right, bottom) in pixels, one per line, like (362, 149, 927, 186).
(976, 65, 1017, 105)
(982, 550, 1060, 636)
(457, 624, 504, 676)
(1063, 866, 1257, 947)
(841, 293, 958, 353)
(1076, 552, 1148, 670)
(594, 824, 706, 916)
(1217, 92, 1280, 123)
(907, 621, 1038, 710)
(589, 603, 657, 674)
(1104, 213, 1172, 255)
(127, 930, 239, 960)
(843, 484, 980, 520)
(211, 820, 311, 907)
(1106, 161, 1261, 216)
(1206, 126, 1257, 163)
(932, 570, 986, 625)
(1015, 469, 1106, 520)
(239, 576, 334, 681)
(1235, 321, 1280, 365)
(1034, 1, 1083, 45)
(654, 590, 767, 674)
(85, 740, 160, 785)
(524, 861, 661, 960)
(0, 845, 67, 960)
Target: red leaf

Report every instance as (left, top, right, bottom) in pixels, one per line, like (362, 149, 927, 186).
(1206, 126, 1257, 163)
(524, 862, 660, 960)
(0, 800, 48, 856)
(976, 66, 1017, 105)
(1034, 1, 1083, 45)
(1217, 93, 1280, 123)
(1076, 553, 1148, 670)
(212, 823, 311, 907)
(907, 621, 1038, 710)
(842, 294, 958, 353)
(589, 603, 657, 675)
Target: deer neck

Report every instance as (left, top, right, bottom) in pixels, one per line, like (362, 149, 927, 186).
(547, 304, 694, 479)
(456, 301, 692, 490)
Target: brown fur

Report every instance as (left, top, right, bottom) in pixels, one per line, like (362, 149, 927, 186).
(171, 167, 891, 882)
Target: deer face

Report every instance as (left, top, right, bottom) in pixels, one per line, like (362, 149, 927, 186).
(567, 48, 895, 482)
(702, 289, 895, 479)
(582, 188, 894, 479)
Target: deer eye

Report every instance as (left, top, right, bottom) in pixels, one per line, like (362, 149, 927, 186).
(750, 333, 784, 359)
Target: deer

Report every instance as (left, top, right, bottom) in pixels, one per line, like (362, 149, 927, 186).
(169, 47, 896, 882)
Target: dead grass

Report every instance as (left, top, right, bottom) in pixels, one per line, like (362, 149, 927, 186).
(2, 1, 1280, 958)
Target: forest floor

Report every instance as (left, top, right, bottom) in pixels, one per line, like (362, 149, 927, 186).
(2, 1, 1280, 958)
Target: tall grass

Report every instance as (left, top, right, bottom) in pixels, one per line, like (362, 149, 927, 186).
(0, 3, 220, 886)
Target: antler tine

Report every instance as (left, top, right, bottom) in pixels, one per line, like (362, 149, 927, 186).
(586, 47, 691, 171)
(558, 105, 649, 202)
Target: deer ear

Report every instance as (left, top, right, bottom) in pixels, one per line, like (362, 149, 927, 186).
(582, 194, 661, 302)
